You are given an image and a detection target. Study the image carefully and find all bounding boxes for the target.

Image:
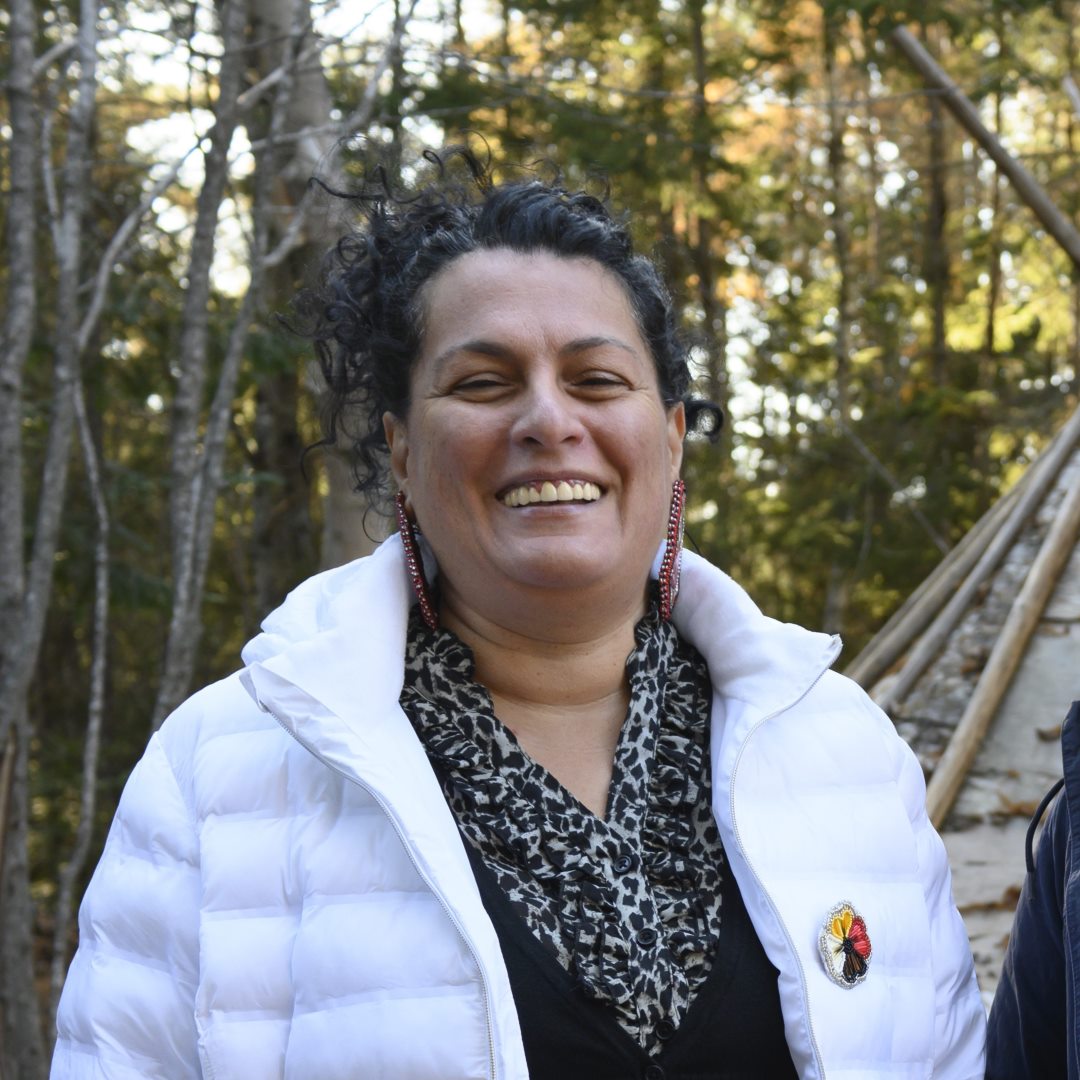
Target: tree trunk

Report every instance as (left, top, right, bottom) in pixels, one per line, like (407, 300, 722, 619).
(823, 5, 853, 419)
(152, 0, 250, 729)
(0, 0, 36, 720)
(919, 25, 952, 536)
(1, 0, 98, 1070)
(47, 384, 110, 1048)
(247, 0, 389, 582)
(862, 97, 884, 291)
(926, 101, 950, 383)
(976, 10, 1005, 506)
(151, 0, 419, 722)
(1, 727, 45, 1079)
(248, 0, 324, 613)
(687, 0, 728, 412)
(821, 4, 854, 632)
(252, 370, 316, 614)
(501, 0, 515, 142)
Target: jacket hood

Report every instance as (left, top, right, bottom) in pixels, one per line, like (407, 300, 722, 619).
(666, 548, 841, 716)
(241, 535, 841, 737)
(239, 535, 417, 755)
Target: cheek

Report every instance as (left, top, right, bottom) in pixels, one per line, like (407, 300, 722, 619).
(411, 423, 488, 506)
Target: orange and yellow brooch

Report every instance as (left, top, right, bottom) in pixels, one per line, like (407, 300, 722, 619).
(818, 901, 872, 988)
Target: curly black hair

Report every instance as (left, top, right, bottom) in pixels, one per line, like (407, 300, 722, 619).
(294, 146, 720, 510)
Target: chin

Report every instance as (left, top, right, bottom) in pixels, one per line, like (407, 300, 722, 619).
(510, 561, 606, 592)
(500, 541, 646, 595)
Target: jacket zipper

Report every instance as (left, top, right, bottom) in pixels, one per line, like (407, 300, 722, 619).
(259, 700, 501, 1080)
(727, 650, 838, 1079)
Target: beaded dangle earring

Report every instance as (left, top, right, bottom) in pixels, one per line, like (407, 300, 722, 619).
(658, 478, 686, 622)
(395, 492, 439, 631)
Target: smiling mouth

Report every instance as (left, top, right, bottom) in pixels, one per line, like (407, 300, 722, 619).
(500, 480, 602, 507)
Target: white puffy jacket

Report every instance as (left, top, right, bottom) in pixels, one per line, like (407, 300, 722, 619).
(52, 537, 985, 1078)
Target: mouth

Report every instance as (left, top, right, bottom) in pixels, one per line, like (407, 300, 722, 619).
(499, 479, 602, 507)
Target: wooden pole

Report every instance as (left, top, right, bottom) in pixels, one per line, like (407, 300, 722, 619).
(873, 404, 1080, 716)
(926, 467, 1080, 826)
(890, 25, 1080, 272)
(846, 410, 1079, 689)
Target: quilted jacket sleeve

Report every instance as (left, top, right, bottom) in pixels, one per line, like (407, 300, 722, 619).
(51, 729, 202, 1079)
(876, 694, 987, 1077)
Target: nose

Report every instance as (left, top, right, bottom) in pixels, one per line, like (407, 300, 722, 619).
(511, 378, 585, 448)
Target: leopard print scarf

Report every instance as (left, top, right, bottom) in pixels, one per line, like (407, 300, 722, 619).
(400, 599, 725, 1055)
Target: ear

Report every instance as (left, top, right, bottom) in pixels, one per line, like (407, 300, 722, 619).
(666, 401, 686, 483)
(383, 412, 410, 492)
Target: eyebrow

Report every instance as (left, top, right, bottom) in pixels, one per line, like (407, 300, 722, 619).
(430, 335, 640, 369)
(562, 336, 639, 357)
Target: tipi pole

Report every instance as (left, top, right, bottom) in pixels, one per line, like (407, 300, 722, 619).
(926, 467, 1080, 826)
(890, 25, 1080, 272)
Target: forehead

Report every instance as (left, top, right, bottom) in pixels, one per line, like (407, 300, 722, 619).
(417, 249, 645, 354)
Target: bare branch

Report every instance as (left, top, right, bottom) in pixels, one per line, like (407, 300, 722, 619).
(40, 90, 63, 254)
(77, 142, 202, 355)
(265, 0, 420, 269)
(235, 32, 330, 111)
(31, 37, 77, 79)
(835, 416, 952, 556)
(339, 0, 420, 134)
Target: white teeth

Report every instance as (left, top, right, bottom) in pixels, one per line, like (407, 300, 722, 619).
(501, 481, 601, 507)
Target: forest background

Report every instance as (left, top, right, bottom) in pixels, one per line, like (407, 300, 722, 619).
(3, 0, 1080, 1073)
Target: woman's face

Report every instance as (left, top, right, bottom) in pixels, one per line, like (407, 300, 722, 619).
(384, 248, 685, 622)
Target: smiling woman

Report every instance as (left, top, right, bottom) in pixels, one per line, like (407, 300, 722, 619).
(51, 148, 986, 1079)
(387, 251, 684, 636)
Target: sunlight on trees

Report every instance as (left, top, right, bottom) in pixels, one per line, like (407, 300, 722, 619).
(3, 0, 1080, 1072)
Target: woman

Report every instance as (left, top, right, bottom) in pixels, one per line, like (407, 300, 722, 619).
(52, 150, 985, 1078)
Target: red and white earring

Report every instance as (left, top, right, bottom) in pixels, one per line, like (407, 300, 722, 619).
(395, 492, 438, 631)
(658, 478, 686, 622)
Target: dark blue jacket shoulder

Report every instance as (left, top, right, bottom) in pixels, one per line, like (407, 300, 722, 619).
(986, 700, 1080, 1079)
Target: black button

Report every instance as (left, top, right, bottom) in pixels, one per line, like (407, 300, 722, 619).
(636, 927, 658, 947)
(613, 854, 636, 874)
(644, 1066, 666, 1080)
(656, 1019, 676, 1040)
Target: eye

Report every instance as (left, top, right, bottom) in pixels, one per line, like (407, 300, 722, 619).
(457, 377, 502, 389)
(575, 371, 628, 393)
(450, 374, 511, 397)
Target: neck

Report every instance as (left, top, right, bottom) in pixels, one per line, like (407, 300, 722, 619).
(439, 582, 649, 817)
(442, 587, 643, 704)
(440, 581, 646, 707)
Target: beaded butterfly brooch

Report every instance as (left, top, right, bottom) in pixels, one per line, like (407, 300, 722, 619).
(818, 901, 872, 988)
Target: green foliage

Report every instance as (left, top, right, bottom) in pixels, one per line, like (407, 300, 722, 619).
(6, 0, 1080, 999)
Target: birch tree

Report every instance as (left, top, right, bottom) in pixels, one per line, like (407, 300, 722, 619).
(150, 0, 418, 728)
(1, 1, 99, 1073)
